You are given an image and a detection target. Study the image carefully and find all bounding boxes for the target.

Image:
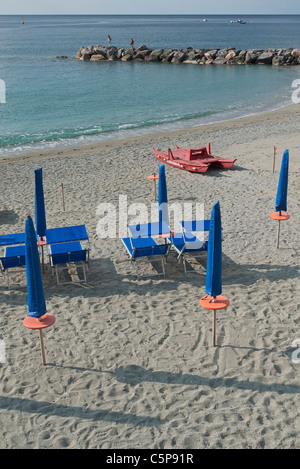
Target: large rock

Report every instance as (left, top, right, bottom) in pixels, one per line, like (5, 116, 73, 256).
(121, 54, 133, 61)
(106, 46, 118, 59)
(116, 48, 124, 59)
(134, 49, 152, 60)
(76, 47, 84, 59)
(137, 44, 148, 51)
(216, 49, 229, 58)
(291, 49, 300, 63)
(225, 50, 236, 61)
(206, 49, 218, 59)
(272, 55, 285, 66)
(160, 49, 174, 61)
(80, 49, 92, 61)
(245, 50, 258, 64)
(171, 51, 187, 63)
(213, 57, 227, 64)
(92, 46, 107, 57)
(124, 48, 134, 56)
(146, 49, 163, 61)
(90, 54, 106, 61)
(257, 51, 274, 64)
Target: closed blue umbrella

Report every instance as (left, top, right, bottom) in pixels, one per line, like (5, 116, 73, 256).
(158, 163, 169, 231)
(25, 216, 46, 318)
(35, 168, 47, 239)
(23, 216, 55, 365)
(200, 201, 229, 347)
(35, 168, 47, 272)
(275, 149, 289, 214)
(205, 201, 222, 298)
(269, 149, 290, 248)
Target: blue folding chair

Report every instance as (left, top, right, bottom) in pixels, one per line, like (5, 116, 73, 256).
(45, 225, 90, 285)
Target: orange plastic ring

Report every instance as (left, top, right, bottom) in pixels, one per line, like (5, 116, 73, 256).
(23, 313, 56, 330)
(200, 295, 230, 310)
(269, 211, 290, 221)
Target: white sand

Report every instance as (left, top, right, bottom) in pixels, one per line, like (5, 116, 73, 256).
(0, 104, 299, 449)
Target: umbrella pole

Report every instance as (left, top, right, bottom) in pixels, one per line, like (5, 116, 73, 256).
(200, 295, 230, 348)
(61, 183, 65, 211)
(41, 245, 45, 274)
(277, 220, 280, 249)
(38, 329, 46, 366)
(212, 310, 216, 347)
(154, 173, 157, 202)
(211, 296, 216, 347)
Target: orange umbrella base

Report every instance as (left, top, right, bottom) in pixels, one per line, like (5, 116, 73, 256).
(269, 211, 290, 221)
(200, 295, 230, 310)
(23, 313, 56, 330)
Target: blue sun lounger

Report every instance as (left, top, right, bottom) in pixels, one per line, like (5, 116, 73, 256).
(171, 232, 208, 274)
(0, 232, 26, 289)
(122, 222, 172, 279)
(45, 225, 90, 285)
(169, 220, 211, 274)
(170, 220, 224, 274)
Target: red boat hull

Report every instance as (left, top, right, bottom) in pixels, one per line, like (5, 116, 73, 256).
(152, 148, 210, 173)
(174, 144, 236, 169)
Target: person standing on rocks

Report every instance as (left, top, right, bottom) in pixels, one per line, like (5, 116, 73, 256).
(130, 38, 134, 50)
(108, 35, 111, 46)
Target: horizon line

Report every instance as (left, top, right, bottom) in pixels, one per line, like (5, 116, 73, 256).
(1, 13, 300, 16)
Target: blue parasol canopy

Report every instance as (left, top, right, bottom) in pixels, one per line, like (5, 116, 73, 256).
(35, 168, 47, 238)
(275, 149, 289, 213)
(158, 163, 169, 229)
(25, 216, 47, 319)
(205, 201, 222, 298)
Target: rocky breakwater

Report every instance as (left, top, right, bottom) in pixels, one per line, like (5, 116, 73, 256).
(75, 45, 300, 65)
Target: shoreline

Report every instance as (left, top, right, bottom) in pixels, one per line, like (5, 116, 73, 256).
(0, 102, 299, 165)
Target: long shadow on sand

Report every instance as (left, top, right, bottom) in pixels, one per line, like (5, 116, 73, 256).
(0, 394, 166, 427)
(1, 252, 299, 305)
(50, 364, 299, 396)
(114, 365, 300, 395)
(221, 253, 300, 287)
(0, 210, 19, 225)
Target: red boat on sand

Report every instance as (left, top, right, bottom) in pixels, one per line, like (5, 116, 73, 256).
(152, 148, 210, 173)
(174, 143, 236, 169)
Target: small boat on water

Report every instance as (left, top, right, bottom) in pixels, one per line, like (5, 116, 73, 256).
(230, 18, 246, 24)
(152, 148, 210, 173)
(152, 143, 236, 173)
(174, 144, 237, 169)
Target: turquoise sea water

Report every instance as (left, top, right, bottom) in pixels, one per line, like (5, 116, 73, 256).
(0, 14, 300, 156)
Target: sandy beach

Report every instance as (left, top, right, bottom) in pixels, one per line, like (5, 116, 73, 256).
(0, 103, 299, 449)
